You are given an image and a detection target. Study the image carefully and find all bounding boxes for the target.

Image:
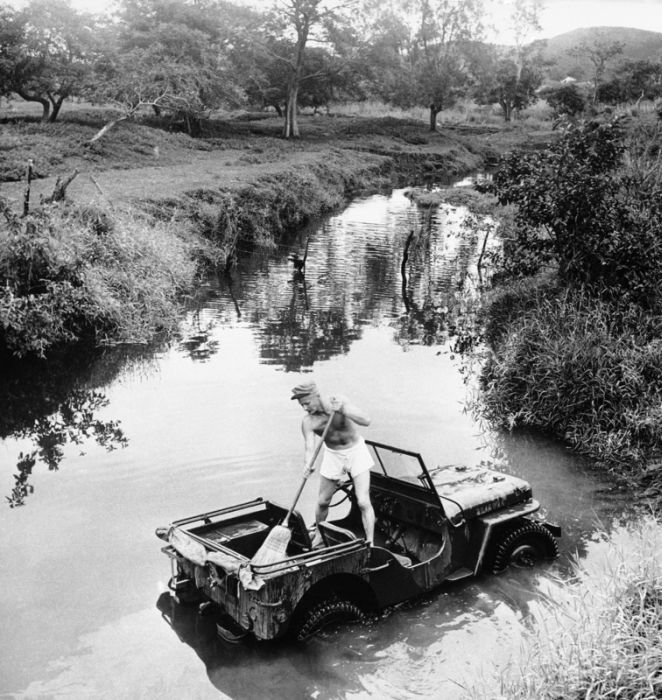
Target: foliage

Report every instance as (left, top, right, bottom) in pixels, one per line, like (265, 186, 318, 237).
(358, 0, 485, 130)
(472, 517, 662, 698)
(1, 0, 99, 122)
(479, 117, 662, 307)
(8, 389, 127, 508)
(0, 201, 196, 358)
(540, 82, 586, 116)
(570, 32, 624, 103)
(473, 53, 543, 122)
(86, 0, 245, 136)
(481, 283, 662, 471)
(598, 58, 662, 105)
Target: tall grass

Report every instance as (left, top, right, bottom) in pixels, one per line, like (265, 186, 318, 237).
(472, 516, 662, 699)
(480, 281, 662, 473)
(0, 202, 197, 357)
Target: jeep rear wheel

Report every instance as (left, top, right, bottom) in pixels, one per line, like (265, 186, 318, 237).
(294, 597, 364, 641)
(490, 521, 559, 574)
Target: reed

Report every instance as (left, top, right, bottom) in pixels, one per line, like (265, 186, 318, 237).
(480, 281, 662, 475)
(471, 516, 662, 699)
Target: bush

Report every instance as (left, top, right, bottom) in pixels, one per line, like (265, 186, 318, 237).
(542, 83, 586, 116)
(479, 117, 662, 309)
(0, 201, 196, 357)
(472, 516, 662, 699)
(481, 284, 662, 471)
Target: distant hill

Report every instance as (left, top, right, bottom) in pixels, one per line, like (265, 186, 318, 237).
(537, 27, 662, 81)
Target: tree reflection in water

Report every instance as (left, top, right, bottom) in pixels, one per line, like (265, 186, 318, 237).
(0, 347, 153, 507)
(8, 390, 127, 507)
(255, 274, 362, 372)
(396, 208, 485, 349)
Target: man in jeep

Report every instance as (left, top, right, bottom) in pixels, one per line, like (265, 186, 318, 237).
(291, 381, 375, 547)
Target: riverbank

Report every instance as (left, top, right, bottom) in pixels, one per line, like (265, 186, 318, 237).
(0, 108, 550, 357)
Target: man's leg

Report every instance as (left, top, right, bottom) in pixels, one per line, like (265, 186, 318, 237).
(312, 476, 338, 545)
(352, 470, 375, 545)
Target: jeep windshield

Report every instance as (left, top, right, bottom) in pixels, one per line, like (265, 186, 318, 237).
(366, 440, 436, 492)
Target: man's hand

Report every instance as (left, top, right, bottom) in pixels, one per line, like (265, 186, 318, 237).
(322, 394, 344, 414)
(303, 464, 315, 477)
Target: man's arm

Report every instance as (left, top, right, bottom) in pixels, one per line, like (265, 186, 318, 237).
(325, 394, 371, 427)
(302, 417, 318, 475)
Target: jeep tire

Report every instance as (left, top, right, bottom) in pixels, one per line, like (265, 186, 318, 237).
(489, 520, 559, 574)
(294, 597, 364, 641)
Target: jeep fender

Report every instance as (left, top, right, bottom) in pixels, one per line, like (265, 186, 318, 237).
(472, 500, 541, 574)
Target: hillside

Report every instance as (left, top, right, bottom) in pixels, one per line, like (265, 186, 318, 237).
(538, 26, 662, 81)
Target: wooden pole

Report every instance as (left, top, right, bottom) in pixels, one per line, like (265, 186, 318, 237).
(22, 159, 34, 217)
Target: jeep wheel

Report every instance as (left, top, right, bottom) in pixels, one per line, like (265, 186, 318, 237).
(490, 521, 559, 574)
(294, 597, 364, 641)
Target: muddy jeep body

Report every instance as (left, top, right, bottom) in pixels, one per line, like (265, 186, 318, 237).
(157, 440, 560, 640)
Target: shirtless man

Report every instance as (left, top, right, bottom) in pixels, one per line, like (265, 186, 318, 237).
(291, 382, 375, 547)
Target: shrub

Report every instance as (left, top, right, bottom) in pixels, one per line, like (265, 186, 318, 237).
(472, 516, 662, 699)
(479, 117, 662, 309)
(542, 83, 586, 116)
(481, 285, 662, 471)
(0, 201, 196, 357)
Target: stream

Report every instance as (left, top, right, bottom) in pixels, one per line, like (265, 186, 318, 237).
(0, 184, 627, 699)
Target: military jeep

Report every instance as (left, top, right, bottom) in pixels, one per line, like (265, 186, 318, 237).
(156, 440, 560, 640)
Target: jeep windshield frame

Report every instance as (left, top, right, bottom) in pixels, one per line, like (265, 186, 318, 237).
(366, 440, 443, 507)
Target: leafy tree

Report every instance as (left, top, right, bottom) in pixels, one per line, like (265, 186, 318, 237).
(87, 0, 245, 138)
(598, 59, 662, 105)
(541, 83, 586, 116)
(415, 0, 484, 130)
(359, 0, 484, 130)
(479, 118, 662, 307)
(244, 40, 356, 115)
(474, 53, 542, 121)
(1, 0, 98, 122)
(266, 0, 355, 138)
(570, 33, 624, 104)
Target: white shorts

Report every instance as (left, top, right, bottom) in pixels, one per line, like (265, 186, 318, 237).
(319, 438, 374, 482)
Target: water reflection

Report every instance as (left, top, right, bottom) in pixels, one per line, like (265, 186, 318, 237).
(193, 190, 491, 370)
(0, 348, 152, 506)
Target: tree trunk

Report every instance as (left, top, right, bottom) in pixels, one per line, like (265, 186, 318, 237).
(87, 116, 129, 144)
(48, 95, 66, 123)
(429, 104, 440, 131)
(283, 85, 300, 139)
(501, 100, 512, 122)
(16, 90, 50, 121)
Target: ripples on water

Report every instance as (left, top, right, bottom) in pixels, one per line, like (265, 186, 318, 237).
(0, 186, 627, 698)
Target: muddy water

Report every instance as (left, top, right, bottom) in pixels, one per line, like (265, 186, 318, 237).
(0, 187, 626, 699)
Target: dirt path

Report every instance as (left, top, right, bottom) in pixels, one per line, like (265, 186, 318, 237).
(0, 147, 363, 209)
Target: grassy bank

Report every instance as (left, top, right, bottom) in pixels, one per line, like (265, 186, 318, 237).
(1, 105, 533, 358)
(472, 515, 662, 699)
(0, 202, 197, 357)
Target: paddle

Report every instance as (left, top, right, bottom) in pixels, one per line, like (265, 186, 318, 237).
(251, 411, 335, 566)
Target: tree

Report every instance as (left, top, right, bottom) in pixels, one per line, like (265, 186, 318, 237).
(415, 0, 484, 130)
(2, 0, 98, 122)
(598, 59, 662, 105)
(358, 0, 484, 130)
(266, 0, 356, 138)
(571, 33, 624, 104)
(474, 51, 542, 121)
(87, 0, 245, 138)
(541, 83, 586, 116)
(479, 118, 662, 306)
